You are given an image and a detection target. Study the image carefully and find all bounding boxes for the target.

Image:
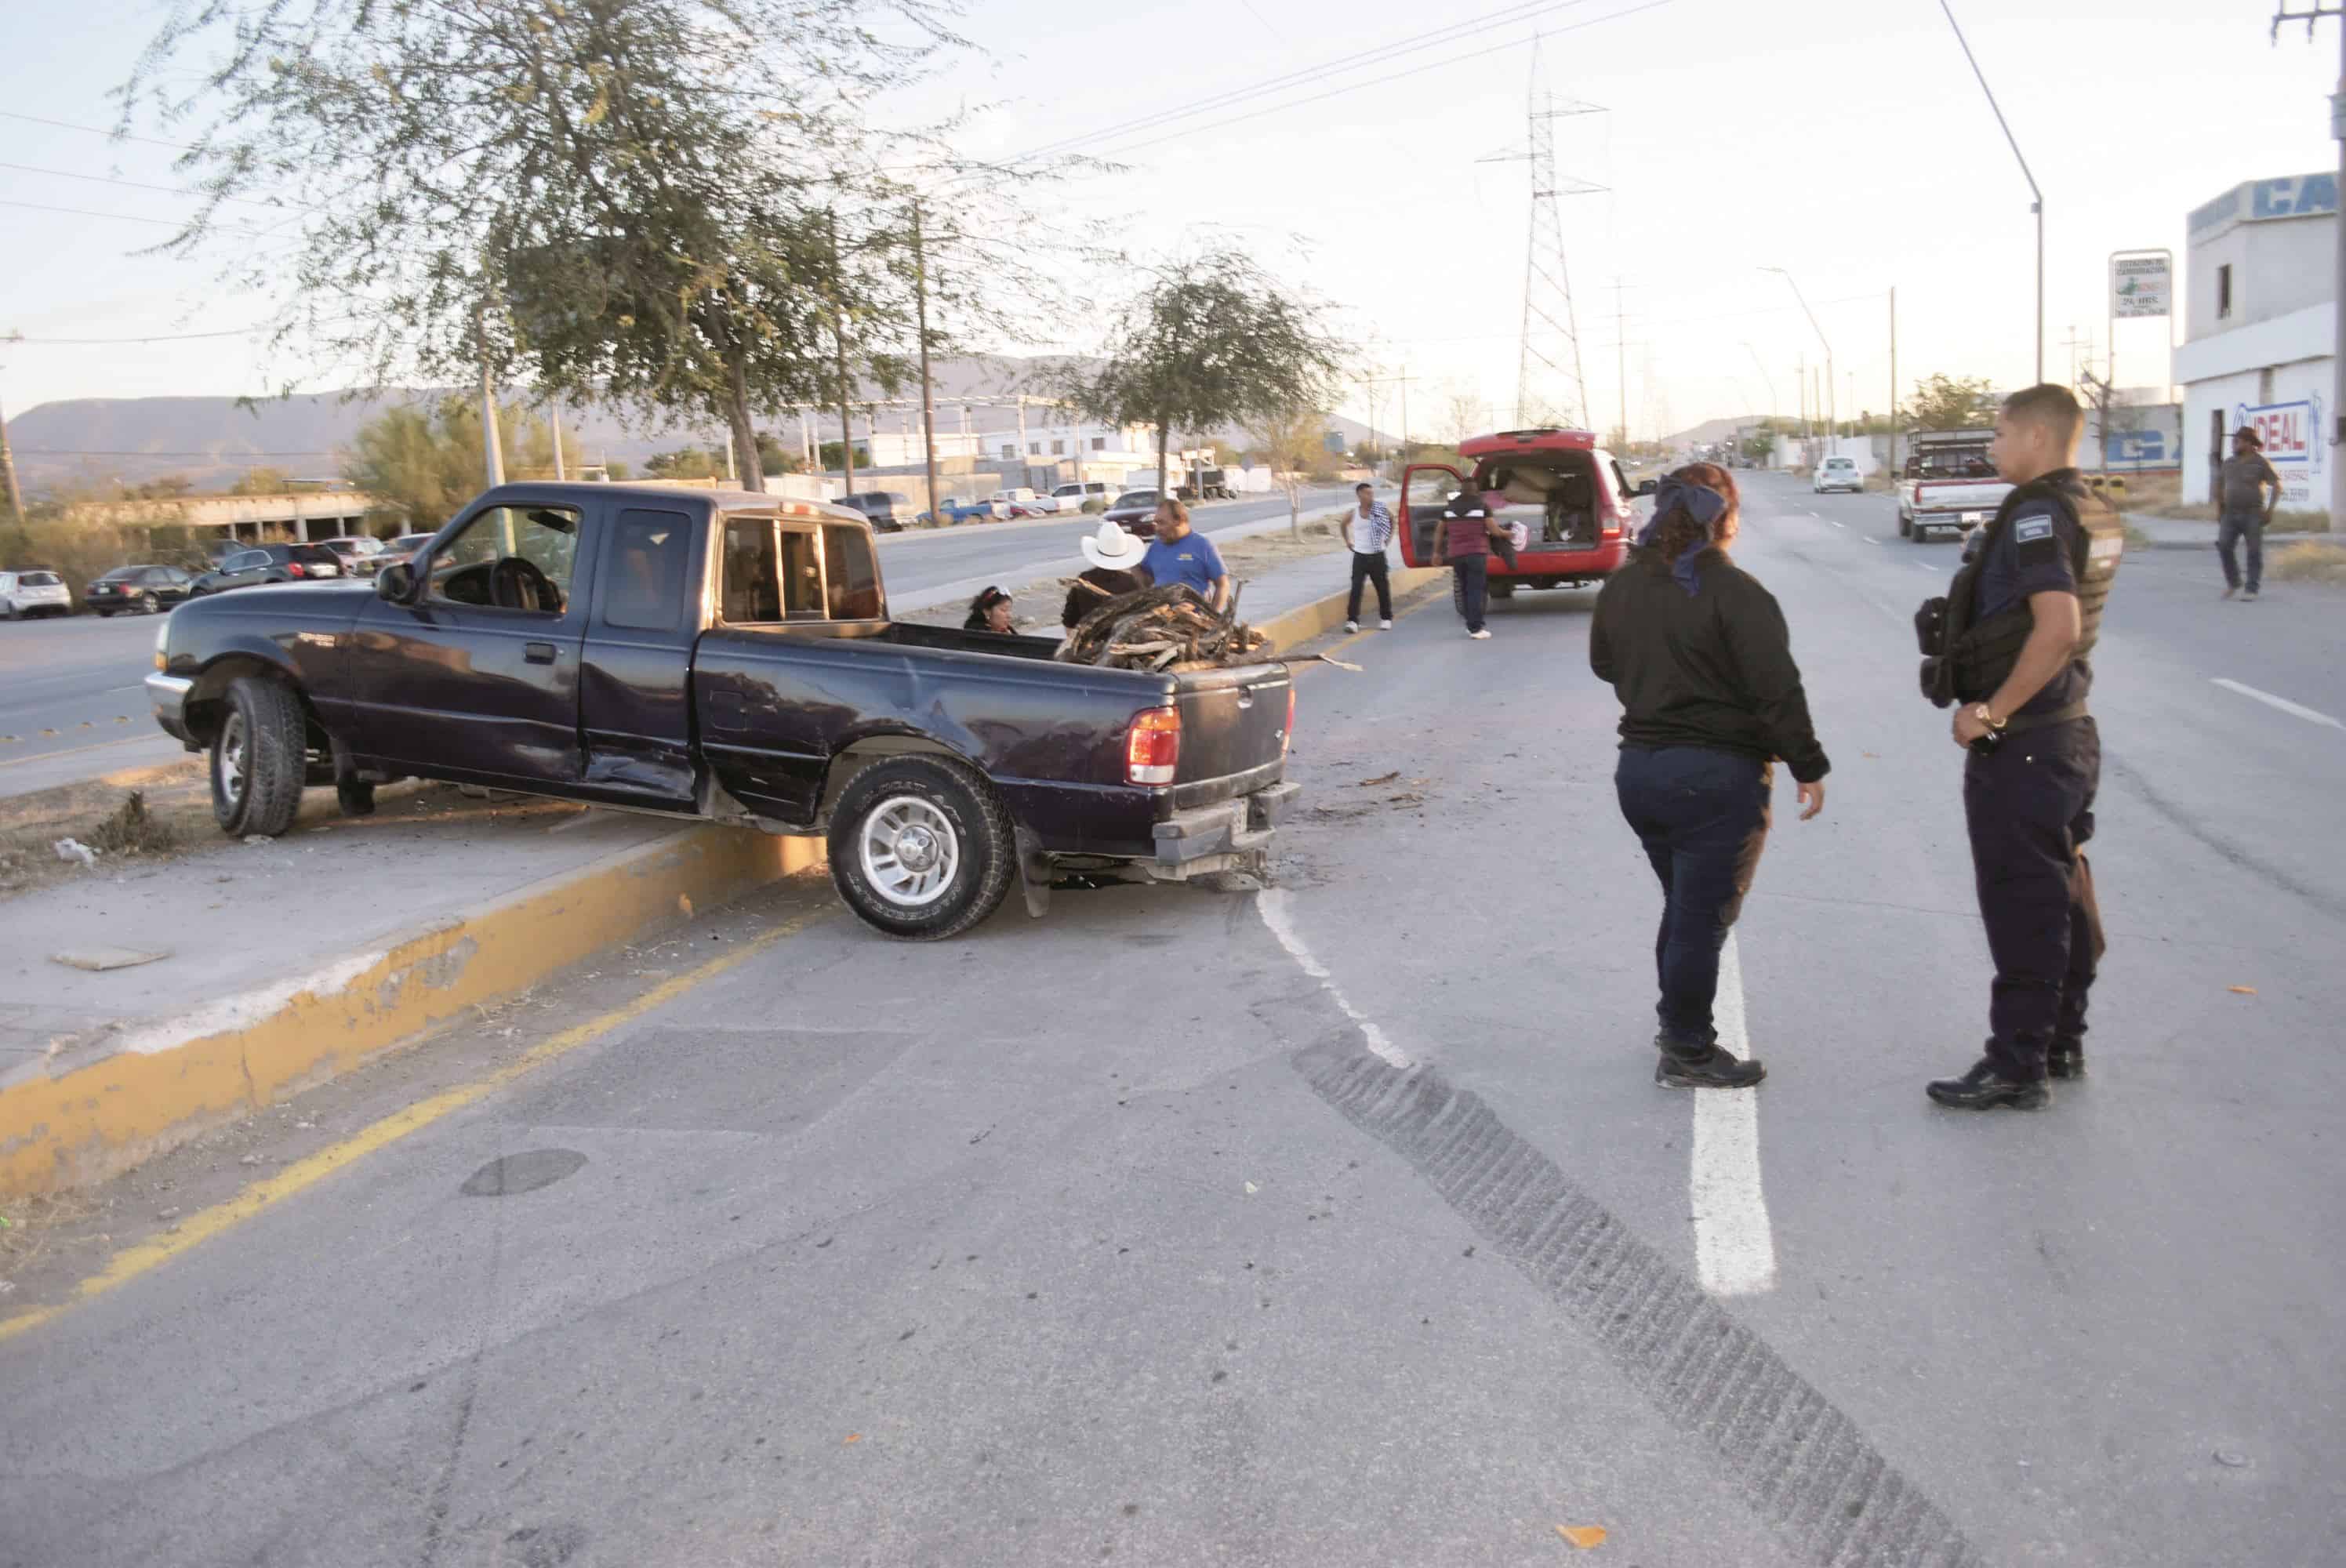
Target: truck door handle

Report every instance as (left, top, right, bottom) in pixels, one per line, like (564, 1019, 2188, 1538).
(525, 642, 557, 665)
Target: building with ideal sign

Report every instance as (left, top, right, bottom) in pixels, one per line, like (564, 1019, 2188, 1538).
(2173, 171, 2338, 511)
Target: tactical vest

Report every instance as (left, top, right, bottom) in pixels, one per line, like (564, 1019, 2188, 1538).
(1914, 469, 2123, 710)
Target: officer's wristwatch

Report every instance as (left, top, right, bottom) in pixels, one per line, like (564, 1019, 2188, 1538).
(1972, 703, 2007, 732)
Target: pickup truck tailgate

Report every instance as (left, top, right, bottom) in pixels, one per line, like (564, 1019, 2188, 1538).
(1171, 660, 1291, 806)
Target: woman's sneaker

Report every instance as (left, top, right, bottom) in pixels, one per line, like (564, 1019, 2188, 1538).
(1468, 628, 1493, 640)
(1655, 1043, 1766, 1089)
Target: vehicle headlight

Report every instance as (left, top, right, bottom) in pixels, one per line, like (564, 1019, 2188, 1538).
(154, 615, 171, 670)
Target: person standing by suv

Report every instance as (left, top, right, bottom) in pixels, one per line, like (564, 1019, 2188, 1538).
(1438, 485, 1499, 638)
(2215, 425, 2279, 602)
(1589, 463, 1828, 1089)
(1342, 482, 1394, 632)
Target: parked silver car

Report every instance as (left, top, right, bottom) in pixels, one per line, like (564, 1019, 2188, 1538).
(0, 569, 73, 620)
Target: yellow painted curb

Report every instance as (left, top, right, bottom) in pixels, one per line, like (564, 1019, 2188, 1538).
(1255, 566, 1450, 653)
(0, 826, 825, 1200)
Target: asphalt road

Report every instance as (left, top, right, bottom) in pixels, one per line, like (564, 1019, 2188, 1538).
(0, 488, 1358, 798)
(5, 470, 2342, 1566)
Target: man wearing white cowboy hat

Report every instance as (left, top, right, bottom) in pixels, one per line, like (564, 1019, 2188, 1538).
(1063, 517, 1153, 629)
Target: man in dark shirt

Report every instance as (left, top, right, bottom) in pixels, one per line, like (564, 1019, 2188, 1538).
(2215, 425, 2280, 601)
(1930, 384, 2113, 1111)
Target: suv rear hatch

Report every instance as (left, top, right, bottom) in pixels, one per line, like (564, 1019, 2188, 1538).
(1168, 660, 1291, 808)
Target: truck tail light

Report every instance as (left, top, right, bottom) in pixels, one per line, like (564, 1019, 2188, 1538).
(1126, 707, 1181, 786)
(1283, 685, 1295, 755)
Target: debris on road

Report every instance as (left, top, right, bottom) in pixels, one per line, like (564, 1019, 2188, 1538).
(1056, 585, 1269, 670)
(1555, 1523, 1607, 1548)
(52, 837, 98, 868)
(2229, 985, 2258, 996)
(50, 946, 171, 972)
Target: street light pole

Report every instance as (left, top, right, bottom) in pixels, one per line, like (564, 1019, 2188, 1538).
(1763, 267, 1835, 456)
(1941, 0, 2044, 384)
(2272, 2, 2346, 528)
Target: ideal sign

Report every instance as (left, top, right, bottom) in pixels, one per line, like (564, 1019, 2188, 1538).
(2110, 256, 2170, 319)
(2238, 398, 2326, 508)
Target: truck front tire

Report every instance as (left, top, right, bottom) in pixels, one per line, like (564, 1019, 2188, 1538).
(211, 676, 307, 838)
(828, 756, 1016, 940)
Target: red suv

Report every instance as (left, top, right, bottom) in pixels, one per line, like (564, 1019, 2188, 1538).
(1399, 428, 1651, 598)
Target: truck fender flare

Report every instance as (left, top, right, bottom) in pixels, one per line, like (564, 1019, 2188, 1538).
(815, 728, 996, 827)
(183, 646, 310, 743)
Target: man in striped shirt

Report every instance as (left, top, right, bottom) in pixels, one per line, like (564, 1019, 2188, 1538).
(1343, 481, 1396, 632)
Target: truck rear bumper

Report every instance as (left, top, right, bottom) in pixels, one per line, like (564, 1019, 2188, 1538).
(1149, 780, 1298, 879)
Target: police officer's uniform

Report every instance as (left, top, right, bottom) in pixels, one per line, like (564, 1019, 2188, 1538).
(1916, 469, 2124, 1102)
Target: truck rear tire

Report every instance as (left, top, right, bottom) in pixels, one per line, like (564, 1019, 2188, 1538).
(828, 756, 1016, 940)
(211, 675, 307, 838)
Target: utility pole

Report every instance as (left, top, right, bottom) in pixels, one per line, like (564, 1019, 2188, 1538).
(2273, 1, 2346, 528)
(1888, 286, 1900, 480)
(477, 311, 504, 489)
(910, 202, 942, 525)
(1942, 0, 2044, 383)
(1796, 352, 1808, 442)
(1614, 278, 1631, 451)
(0, 392, 23, 518)
(550, 401, 566, 481)
(827, 210, 856, 499)
(1764, 266, 1835, 455)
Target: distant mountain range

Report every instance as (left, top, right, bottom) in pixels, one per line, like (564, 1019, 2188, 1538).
(7, 354, 1372, 496)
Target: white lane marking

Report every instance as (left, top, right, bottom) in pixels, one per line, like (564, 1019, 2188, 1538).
(1691, 935, 1777, 1297)
(1861, 538, 1879, 546)
(1828, 520, 1845, 528)
(1256, 888, 1413, 1069)
(2212, 677, 2346, 731)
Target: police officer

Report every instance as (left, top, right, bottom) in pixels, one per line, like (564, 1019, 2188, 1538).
(1916, 384, 2123, 1109)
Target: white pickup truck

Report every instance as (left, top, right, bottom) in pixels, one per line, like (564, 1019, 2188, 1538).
(1897, 431, 2011, 544)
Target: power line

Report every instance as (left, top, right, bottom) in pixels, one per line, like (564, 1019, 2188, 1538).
(0, 198, 278, 239)
(1007, 0, 1613, 165)
(0, 110, 201, 153)
(6, 325, 280, 345)
(0, 161, 293, 214)
(17, 448, 344, 457)
(1095, 3, 1669, 161)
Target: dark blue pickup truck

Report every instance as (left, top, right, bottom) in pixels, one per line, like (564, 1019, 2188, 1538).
(146, 483, 1297, 938)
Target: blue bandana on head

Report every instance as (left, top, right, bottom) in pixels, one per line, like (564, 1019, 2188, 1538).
(1636, 475, 1729, 596)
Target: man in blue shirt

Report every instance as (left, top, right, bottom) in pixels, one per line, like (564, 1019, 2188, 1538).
(1138, 498, 1231, 611)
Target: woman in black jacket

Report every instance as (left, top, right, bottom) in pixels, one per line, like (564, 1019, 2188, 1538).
(1589, 463, 1829, 1090)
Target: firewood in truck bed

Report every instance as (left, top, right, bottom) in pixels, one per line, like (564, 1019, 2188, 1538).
(1054, 583, 1269, 670)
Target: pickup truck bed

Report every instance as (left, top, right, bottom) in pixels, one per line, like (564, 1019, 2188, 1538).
(148, 483, 1298, 939)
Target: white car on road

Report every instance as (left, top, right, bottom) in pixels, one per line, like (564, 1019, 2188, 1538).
(0, 568, 73, 620)
(1812, 456, 1862, 494)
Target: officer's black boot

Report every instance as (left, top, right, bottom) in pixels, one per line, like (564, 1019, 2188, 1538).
(1927, 1054, 2050, 1110)
(2046, 1040, 2085, 1080)
(1655, 1035, 1766, 1090)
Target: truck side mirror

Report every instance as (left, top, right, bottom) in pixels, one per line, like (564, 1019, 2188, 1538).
(375, 561, 416, 602)
(1635, 478, 1659, 497)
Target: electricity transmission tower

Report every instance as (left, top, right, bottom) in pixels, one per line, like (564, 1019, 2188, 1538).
(1478, 40, 1603, 429)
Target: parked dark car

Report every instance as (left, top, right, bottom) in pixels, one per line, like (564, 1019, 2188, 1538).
(148, 483, 1298, 939)
(318, 535, 391, 576)
(186, 543, 344, 596)
(837, 491, 911, 532)
(1104, 488, 1163, 537)
(85, 564, 195, 616)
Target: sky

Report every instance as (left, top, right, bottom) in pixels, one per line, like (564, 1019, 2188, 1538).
(3, 0, 2341, 446)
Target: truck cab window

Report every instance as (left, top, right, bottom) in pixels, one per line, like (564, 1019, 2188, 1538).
(721, 516, 781, 622)
(428, 504, 579, 613)
(823, 525, 881, 619)
(779, 528, 823, 617)
(605, 509, 690, 631)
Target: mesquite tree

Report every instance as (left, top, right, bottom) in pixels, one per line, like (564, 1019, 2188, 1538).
(121, 0, 965, 492)
(1066, 251, 1347, 506)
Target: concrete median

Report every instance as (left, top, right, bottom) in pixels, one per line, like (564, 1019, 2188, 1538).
(0, 801, 823, 1199)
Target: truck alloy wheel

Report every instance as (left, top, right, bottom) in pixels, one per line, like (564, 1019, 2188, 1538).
(827, 756, 1015, 940)
(210, 676, 307, 837)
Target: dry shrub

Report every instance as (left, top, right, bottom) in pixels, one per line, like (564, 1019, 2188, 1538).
(2271, 542, 2346, 585)
(84, 791, 180, 857)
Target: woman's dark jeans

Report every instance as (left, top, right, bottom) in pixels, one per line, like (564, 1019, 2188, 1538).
(1614, 746, 1773, 1052)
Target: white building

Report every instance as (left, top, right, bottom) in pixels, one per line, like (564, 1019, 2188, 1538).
(2174, 171, 2338, 510)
